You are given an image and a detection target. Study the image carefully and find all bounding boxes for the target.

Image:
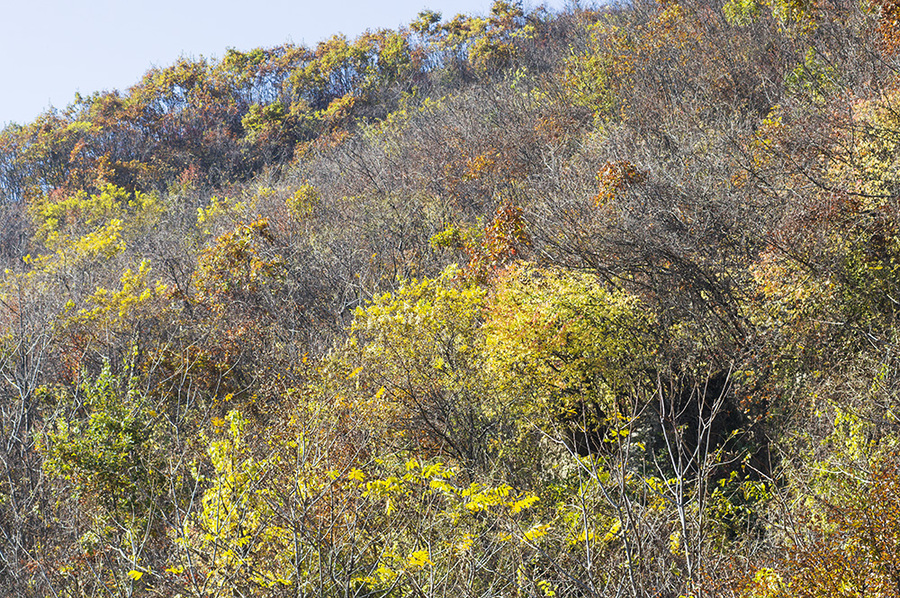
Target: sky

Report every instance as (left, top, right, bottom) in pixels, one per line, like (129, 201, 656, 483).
(1, 0, 567, 128)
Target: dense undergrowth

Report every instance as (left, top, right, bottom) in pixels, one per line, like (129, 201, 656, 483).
(2, 0, 900, 595)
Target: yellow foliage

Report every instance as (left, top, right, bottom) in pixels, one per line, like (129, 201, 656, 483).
(830, 90, 900, 206)
(523, 523, 551, 543)
(485, 263, 658, 436)
(196, 194, 249, 234)
(72, 218, 125, 260)
(537, 579, 557, 597)
(31, 184, 162, 250)
(407, 549, 433, 568)
(511, 494, 541, 514)
(286, 183, 320, 219)
(70, 261, 167, 333)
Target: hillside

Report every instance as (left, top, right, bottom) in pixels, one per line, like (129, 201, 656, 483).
(1, 0, 899, 595)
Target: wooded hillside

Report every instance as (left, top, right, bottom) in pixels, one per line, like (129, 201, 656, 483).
(1, 0, 899, 595)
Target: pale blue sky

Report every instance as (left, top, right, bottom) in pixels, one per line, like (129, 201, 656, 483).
(2, 0, 567, 128)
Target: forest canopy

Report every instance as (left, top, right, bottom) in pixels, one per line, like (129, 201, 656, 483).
(2, 0, 900, 595)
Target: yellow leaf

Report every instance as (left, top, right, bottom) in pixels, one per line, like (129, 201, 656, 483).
(602, 519, 622, 543)
(511, 494, 540, 514)
(537, 579, 557, 597)
(456, 533, 475, 553)
(523, 523, 551, 543)
(407, 549, 433, 568)
(127, 570, 144, 581)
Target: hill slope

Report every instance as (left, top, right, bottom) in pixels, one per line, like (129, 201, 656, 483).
(1, 0, 900, 595)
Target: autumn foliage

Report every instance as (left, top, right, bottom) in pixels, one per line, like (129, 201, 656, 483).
(1, 0, 900, 596)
